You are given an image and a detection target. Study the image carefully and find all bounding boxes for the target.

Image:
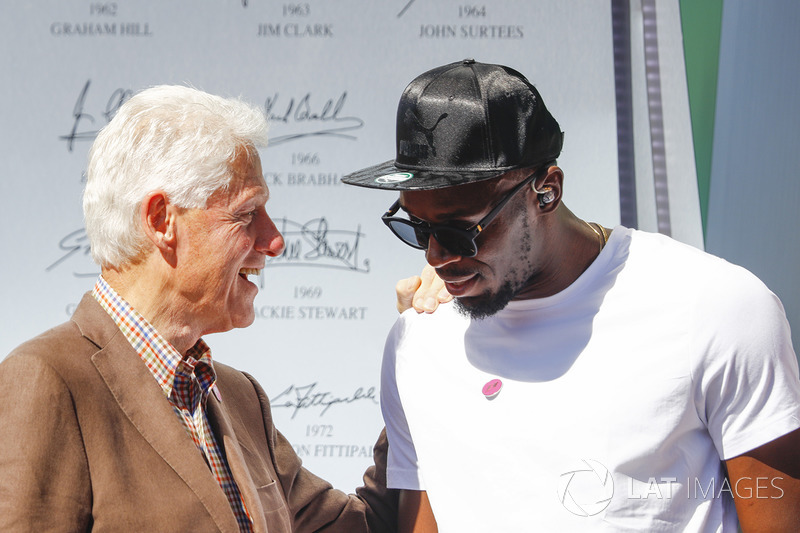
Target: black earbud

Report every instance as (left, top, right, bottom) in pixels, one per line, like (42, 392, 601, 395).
(532, 184, 555, 207)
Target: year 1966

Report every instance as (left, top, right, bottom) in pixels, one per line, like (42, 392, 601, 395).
(291, 152, 320, 165)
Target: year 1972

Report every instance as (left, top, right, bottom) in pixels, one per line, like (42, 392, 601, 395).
(306, 424, 334, 437)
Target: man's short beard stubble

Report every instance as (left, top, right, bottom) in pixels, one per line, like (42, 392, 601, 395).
(453, 209, 535, 320)
(453, 283, 518, 320)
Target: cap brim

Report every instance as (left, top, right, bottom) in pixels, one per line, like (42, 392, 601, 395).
(341, 160, 504, 191)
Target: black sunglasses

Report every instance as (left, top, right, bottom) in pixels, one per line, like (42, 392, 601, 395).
(381, 167, 548, 257)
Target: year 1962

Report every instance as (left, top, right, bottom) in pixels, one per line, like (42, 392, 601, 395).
(306, 424, 334, 437)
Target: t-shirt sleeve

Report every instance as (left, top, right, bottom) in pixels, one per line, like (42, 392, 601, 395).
(381, 314, 425, 490)
(692, 265, 800, 460)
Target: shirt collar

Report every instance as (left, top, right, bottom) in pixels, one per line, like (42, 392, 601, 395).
(91, 275, 217, 400)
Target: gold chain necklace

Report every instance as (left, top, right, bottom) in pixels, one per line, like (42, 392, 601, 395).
(585, 221, 608, 253)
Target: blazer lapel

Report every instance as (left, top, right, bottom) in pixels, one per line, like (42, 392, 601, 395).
(207, 394, 270, 533)
(72, 294, 240, 533)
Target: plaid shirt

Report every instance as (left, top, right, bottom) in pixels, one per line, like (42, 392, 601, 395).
(92, 277, 253, 532)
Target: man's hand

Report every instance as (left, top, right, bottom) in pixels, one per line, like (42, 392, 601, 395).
(396, 264, 452, 314)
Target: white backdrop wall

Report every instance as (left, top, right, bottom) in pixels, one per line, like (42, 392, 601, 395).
(0, 0, 697, 491)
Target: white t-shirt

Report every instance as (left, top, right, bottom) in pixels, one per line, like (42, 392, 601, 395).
(381, 227, 800, 532)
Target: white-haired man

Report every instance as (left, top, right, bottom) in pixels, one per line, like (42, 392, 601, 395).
(0, 85, 401, 532)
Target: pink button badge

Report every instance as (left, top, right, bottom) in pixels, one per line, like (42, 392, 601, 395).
(482, 378, 503, 399)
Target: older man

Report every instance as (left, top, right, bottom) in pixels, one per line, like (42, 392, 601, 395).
(344, 60, 800, 532)
(0, 86, 398, 532)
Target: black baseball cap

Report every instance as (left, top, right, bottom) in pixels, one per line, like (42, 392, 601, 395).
(342, 59, 563, 191)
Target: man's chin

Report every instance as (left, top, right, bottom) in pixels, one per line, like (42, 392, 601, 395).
(237, 315, 256, 329)
(240, 308, 257, 328)
(229, 304, 257, 330)
(454, 284, 516, 320)
(454, 296, 506, 320)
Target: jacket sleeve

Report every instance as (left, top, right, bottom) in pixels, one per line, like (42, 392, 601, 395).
(356, 428, 400, 533)
(0, 352, 92, 532)
(244, 373, 397, 533)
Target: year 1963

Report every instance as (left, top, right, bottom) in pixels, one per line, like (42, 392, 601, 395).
(283, 4, 310, 17)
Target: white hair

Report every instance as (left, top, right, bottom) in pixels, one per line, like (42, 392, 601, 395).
(83, 85, 269, 268)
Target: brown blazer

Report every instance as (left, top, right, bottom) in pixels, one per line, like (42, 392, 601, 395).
(0, 294, 396, 532)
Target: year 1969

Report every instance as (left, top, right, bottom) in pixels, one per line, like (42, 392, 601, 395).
(294, 286, 323, 299)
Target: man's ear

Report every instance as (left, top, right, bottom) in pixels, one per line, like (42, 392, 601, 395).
(532, 165, 563, 213)
(140, 190, 177, 254)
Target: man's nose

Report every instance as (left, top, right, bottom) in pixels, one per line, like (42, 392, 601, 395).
(425, 235, 461, 268)
(255, 212, 286, 257)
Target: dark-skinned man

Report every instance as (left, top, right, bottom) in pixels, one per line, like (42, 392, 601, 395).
(344, 59, 800, 532)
